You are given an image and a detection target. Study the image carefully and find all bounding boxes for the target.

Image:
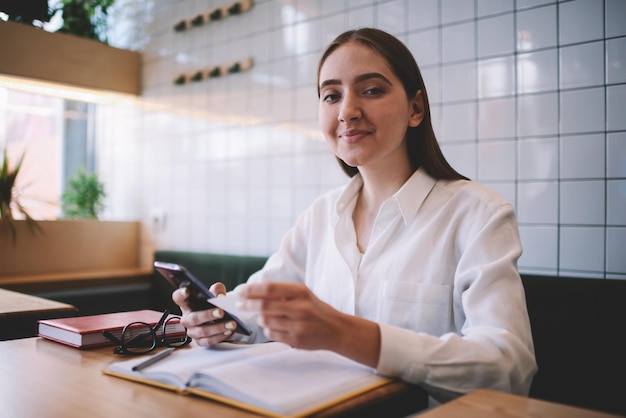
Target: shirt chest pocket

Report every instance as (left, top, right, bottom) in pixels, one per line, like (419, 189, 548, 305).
(379, 281, 452, 336)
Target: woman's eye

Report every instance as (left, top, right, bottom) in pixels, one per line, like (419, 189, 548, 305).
(363, 88, 383, 96)
(322, 93, 339, 103)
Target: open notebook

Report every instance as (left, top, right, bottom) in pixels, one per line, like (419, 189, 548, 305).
(103, 341, 391, 418)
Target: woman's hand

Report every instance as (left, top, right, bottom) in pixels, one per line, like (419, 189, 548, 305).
(237, 282, 381, 367)
(172, 282, 237, 347)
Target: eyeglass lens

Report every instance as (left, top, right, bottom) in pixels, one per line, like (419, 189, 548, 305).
(162, 316, 190, 347)
(121, 321, 157, 354)
(112, 313, 189, 355)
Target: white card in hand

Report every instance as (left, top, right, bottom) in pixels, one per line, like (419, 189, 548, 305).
(208, 292, 257, 321)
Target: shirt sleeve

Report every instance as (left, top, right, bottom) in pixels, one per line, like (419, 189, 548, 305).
(377, 202, 537, 400)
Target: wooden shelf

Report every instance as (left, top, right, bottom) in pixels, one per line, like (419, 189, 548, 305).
(0, 220, 152, 277)
(0, 268, 154, 296)
(0, 20, 141, 95)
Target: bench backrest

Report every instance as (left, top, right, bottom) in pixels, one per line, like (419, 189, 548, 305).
(522, 275, 626, 415)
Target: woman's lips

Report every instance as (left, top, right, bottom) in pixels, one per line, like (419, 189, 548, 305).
(339, 129, 370, 143)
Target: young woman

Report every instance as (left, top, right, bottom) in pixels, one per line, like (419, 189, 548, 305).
(174, 28, 537, 405)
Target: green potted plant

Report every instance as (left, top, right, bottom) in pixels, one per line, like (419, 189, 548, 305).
(0, 149, 40, 243)
(1, 156, 148, 281)
(53, 0, 115, 44)
(61, 166, 106, 219)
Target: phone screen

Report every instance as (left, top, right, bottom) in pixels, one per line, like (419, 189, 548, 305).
(154, 261, 251, 335)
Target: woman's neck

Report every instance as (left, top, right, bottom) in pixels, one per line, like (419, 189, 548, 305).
(358, 162, 414, 210)
(352, 162, 414, 252)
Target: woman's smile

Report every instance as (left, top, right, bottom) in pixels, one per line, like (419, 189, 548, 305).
(339, 128, 372, 143)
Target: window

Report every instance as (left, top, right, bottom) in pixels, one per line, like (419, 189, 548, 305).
(0, 87, 96, 219)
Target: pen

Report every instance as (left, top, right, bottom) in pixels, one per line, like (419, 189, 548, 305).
(132, 347, 175, 371)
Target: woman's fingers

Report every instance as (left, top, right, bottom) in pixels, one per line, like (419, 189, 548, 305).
(172, 282, 236, 347)
(185, 319, 237, 346)
(181, 308, 237, 346)
(209, 282, 227, 296)
(172, 286, 189, 305)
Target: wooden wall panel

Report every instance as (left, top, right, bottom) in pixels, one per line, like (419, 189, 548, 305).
(0, 21, 141, 95)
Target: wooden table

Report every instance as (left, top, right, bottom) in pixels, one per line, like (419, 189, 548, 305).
(0, 337, 427, 418)
(4, 337, 622, 418)
(415, 388, 623, 418)
(0, 288, 77, 340)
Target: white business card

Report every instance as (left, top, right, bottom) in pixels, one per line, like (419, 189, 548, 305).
(208, 292, 257, 320)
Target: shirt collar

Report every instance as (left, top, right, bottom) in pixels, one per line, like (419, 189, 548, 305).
(335, 174, 363, 215)
(394, 168, 437, 224)
(334, 168, 437, 225)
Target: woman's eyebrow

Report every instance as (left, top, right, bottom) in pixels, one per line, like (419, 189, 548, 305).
(319, 78, 341, 90)
(319, 72, 393, 90)
(354, 72, 392, 85)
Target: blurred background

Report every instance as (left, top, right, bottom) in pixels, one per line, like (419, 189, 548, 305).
(1, 0, 625, 279)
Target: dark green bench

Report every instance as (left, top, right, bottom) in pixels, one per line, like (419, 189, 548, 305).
(521, 275, 626, 415)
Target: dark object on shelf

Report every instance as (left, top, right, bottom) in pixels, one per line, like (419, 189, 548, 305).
(190, 14, 204, 26)
(228, 2, 242, 15)
(171, 1, 253, 33)
(190, 71, 204, 82)
(172, 58, 252, 86)
(173, 20, 187, 32)
(228, 62, 241, 74)
(208, 67, 221, 78)
(209, 8, 222, 21)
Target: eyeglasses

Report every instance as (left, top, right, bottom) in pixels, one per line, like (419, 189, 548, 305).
(103, 310, 191, 355)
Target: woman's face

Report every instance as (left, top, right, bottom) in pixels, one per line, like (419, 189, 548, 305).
(318, 41, 423, 172)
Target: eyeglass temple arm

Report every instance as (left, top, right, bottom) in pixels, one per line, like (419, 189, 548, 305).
(102, 330, 122, 345)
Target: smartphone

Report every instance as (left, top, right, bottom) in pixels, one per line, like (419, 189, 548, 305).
(154, 261, 251, 336)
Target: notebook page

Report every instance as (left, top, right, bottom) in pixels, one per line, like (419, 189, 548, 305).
(189, 348, 386, 416)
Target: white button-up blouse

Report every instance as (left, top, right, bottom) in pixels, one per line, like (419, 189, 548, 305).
(244, 168, 537, 399)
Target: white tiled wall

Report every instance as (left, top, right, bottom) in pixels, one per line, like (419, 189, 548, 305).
(98, 0, 626, 279)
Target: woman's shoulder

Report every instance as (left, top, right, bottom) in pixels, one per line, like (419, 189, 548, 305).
(437, 178, 513, 211)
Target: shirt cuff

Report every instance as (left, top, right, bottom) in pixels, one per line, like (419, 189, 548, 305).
(377, 323, 428, 383)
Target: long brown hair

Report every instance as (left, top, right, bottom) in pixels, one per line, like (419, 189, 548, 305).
(317, 28, 468, 181)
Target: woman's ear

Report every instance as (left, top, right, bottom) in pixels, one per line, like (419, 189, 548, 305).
(408, 90, 425, 128)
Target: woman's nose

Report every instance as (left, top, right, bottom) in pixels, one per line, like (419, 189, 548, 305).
(338, 94, 362, 122)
